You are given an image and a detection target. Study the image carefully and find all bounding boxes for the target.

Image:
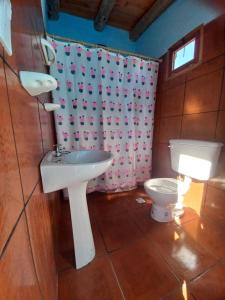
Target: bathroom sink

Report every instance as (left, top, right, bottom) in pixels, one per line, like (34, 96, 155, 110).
(40, 150, 113, 269)
(41, 150, 113, 193)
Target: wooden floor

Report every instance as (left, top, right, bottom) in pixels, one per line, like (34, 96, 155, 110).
(57, 187, 225, 300)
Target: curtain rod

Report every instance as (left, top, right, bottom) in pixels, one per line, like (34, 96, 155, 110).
(47, 33, 162, 63)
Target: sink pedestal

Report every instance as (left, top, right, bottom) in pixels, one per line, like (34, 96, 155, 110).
(68, 182, 95, 269)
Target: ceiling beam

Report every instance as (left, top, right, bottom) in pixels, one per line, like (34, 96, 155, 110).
(129, 0, 175, 41)
(94, 0, 116, 31)
(47, 0, 60, 20)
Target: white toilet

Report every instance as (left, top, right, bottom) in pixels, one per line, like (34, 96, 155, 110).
(145, 139, 223, 222)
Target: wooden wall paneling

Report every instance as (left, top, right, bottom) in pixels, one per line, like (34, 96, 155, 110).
(208, 150, 225, 191)
(181, 112, 218, 141)
(202, 15, 225, 63)
(159, 116, 182, 143)
(0, 59, 24, 255)
(186, 55, 225, 81)
(204, 185, 225, 226)
(5, 66, 43, 202)
(0, 214, 42, 299)
(220, 71, 225, 110)
(25, 183, 58, 300)
(161, 84, 185, 117)
(216, 110, 225, 143)
(184, 70, 223, 114)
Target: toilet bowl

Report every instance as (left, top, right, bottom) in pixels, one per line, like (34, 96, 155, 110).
(144, 178, 182, 222)
(144, 139, 223, 223)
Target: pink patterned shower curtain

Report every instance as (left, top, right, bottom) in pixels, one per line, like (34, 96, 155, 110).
(49, 37, 159, 192)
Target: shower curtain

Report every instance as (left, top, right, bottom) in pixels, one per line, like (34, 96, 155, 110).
(49, 37, 159, 192)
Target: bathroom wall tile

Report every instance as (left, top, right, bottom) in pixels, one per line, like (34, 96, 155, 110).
(220, 72, 225, 110)
(38, 97, 56, 153)
(184, 70, 223, 114)
(32, 36, 46, 73)
(5, 66, 43, 202)
(181, 112, 217, 140)
(161, 84, 185, 117)
(58, 257, 124, 300)
(0, 60, 24, 255)
(30, 0, 46, 37)
(186, 55, 224, 81)
(110, 238, 180, 299)
(203, 185, 225, 226)
(25, 183, 58, 300)
(216, 110, 225, 144)
(144, 222, 216, 281)
(181, 217, 225, 259)
(159, 116, 182, 143)
(202, 15, 225, 62)
(6, 0, 35, 72)
(0, 213, 42, 299)
(190, 260, 225, 300)
(97, 212, 143, 252)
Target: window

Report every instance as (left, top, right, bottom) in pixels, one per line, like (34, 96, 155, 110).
(168, 27, 202, 76)
(172, 38, 196, 70)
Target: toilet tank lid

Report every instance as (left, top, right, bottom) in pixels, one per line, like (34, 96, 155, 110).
(169, 139, 223, 148)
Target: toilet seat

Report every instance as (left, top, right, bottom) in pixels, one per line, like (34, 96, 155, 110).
(144, 178, 182, 222)
(145, 178, 178, 193)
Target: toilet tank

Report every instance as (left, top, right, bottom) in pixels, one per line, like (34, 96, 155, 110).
(169, 139, 223, 181)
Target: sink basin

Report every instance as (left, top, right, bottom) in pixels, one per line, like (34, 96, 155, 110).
(40, 150, 113, 269)
(41, 150, 113, 193)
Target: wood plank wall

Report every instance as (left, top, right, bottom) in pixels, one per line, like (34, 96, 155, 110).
(0, 0, 60, 299)
(153, 15, 225, 221)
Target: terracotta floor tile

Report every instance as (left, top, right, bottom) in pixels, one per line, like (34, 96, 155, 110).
(98, 212, 144, 252)
(110, 238, 180, 300)
(58, 257, 124, 300)
(161, 285, 195, 300)
(190, 260, 225, 300)
(87, 191, 128, 219)
(140, 218, 217, 281)
(87, 187, 151, 220)
(181, 217, 225, 259)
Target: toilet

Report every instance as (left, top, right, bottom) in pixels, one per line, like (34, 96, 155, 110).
(145, 139, 223, 222)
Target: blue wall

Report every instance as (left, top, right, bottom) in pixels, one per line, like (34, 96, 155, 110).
(136, 0, 221, 58)
(47, 13, 136, 52)
(41, 0, 47, 30)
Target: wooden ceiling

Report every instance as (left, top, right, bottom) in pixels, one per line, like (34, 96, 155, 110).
(48, 0, 175, 40)
(60, 0, 156, 31)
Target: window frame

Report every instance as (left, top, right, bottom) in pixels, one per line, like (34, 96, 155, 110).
(168, 27, 202, 77)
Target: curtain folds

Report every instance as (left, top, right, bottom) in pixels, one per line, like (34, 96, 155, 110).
(49, 37, 159, 192)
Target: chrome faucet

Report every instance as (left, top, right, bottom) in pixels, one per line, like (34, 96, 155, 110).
(53, 144, 63, 157)
(53, 144, 71, 157)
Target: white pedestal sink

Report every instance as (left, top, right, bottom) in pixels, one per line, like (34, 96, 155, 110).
(40, 150, 113, 269)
